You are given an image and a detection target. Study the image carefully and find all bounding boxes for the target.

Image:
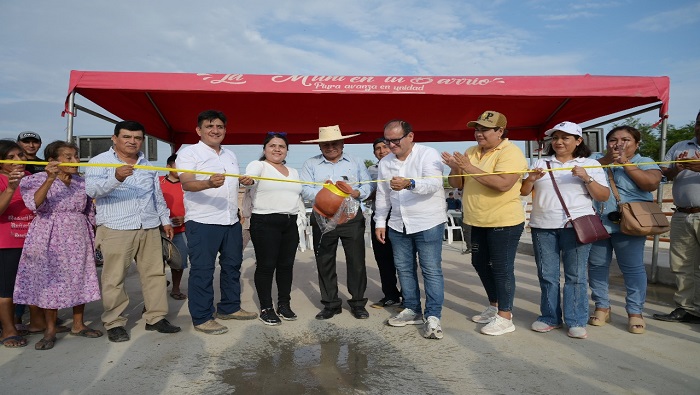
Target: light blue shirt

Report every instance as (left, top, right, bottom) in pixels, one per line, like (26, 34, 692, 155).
(85, 147, 170, 230)
(300, 153, 372, 206)
(591, 153, 661, 232)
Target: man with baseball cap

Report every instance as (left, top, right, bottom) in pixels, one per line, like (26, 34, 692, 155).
(17, 132, 45, 174)
(300, 125, 373, 320)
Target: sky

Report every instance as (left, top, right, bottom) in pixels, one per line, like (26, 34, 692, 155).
(1, 0, 698, 170)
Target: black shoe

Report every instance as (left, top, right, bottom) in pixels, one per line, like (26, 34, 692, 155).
(370, 298, 401, 309)
(145, 318, 181, 333)
(259, 308, 282, 326)
(107, 326, 130, 343)
(315, 307, 342, 320)
(351, 306, 370, 319)
(653, 307, 700, 323)
(277, 304, 298, 321)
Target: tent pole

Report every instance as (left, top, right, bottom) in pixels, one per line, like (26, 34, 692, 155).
(650, 116, 668, 284)
(66, 91, 76, 142)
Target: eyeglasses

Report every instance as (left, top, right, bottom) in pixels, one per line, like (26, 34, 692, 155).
(384, 133, 410, 146)
(267, 131, 287, 137)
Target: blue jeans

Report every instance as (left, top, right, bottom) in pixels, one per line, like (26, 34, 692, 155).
(588, 232, 647, 314)
(388, 223, 444, 318)
(532, 228, 591, 327)
(186, 221, 243, 326)
(470, 223, 524, 312)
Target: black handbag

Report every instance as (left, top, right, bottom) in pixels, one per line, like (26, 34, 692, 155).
(546, 162, 610, 244)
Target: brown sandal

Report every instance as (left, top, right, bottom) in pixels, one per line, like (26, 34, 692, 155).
(34, 336, 57, 350)
(628, 316, 646, 334)
(588, 308, 611, 326)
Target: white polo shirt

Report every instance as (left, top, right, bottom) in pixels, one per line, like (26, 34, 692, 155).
(176, 141, 240, 225)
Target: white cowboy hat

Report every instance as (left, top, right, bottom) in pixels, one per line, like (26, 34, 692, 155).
(301, 125, 360, 143)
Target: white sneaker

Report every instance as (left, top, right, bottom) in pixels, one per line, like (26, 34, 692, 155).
(531, 321, 561, 333)
(422, 316, 444, 339)
(567, 326, 588, 339)
(480, 314, 515, 336)
(471, 305, 498, 323)
(387, 308, 424, 327)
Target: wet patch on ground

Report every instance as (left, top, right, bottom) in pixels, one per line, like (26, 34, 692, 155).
(215, 324, 436, 394)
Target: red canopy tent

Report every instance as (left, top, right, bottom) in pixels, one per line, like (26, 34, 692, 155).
(64, 71, 669, 147)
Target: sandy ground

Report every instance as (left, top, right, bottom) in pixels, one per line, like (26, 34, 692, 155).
(1, 235, 698, 395)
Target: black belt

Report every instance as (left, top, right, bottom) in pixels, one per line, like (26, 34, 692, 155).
(676, 207, 700, 214)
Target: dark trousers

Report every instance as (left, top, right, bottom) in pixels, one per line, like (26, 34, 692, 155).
(370, 213, 401, 301)
(311, 212, 367, 308)
(186, 221, 243, 326)
(470, 223, 524, 312)
(250, 213, 299, 309)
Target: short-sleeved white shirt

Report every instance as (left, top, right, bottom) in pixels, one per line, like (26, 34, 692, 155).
(528, 156, 609, 229)
(245, 161, 302, 215)
(176, 141, 240, 225)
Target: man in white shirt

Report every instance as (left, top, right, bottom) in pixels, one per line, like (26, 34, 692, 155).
(176, 110, 257, 335)
(374, 120, 448, 340)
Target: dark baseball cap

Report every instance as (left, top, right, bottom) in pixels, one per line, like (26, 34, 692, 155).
(17, 131, 41, 142)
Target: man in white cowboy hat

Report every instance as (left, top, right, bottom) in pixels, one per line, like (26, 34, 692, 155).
(300, 125, 373, 320)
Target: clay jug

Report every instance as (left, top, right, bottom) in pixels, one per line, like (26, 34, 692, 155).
(313, 180, 354, 218)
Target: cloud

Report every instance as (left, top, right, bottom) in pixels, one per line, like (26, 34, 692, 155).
(540, 11, 596, 21)
(0, 0, 698, 139)
(630, 3, 700, 32)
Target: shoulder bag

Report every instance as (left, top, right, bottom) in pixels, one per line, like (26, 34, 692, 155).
(607, 168, 670, 236)
(546, 162, 610, 244)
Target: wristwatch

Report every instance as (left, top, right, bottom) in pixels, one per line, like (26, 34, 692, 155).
(406, 179, 416, 190)
(584, 177, 595, 185)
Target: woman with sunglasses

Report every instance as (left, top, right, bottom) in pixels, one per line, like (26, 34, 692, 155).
(587, 126, 662, 334)
(239, 133, 303, 325)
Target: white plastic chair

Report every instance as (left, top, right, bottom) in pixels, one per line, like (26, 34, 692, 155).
(445, 214, 462, 245)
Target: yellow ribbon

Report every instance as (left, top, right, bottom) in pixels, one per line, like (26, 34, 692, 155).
(1, 158, 699, 185)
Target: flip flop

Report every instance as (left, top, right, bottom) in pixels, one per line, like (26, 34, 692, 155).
(170, 292, 187, 300)
(1, 335, 28, 348)
(70, 328, 104, 338)
(35, 336, 57, 350)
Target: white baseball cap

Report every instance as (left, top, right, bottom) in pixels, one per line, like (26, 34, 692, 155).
(544, 121, 582, 137)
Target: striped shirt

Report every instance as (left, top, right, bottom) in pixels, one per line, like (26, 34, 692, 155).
(300, 153, 373, 205)
(85, 148, 170, 230)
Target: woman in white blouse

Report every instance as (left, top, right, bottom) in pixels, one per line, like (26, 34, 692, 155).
(240, 133, 303, 326)
(521, 122, 610, 340)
